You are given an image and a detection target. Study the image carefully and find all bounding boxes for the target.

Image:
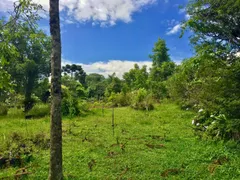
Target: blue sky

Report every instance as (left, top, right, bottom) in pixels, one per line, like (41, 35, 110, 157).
(0, 0, 193, 77)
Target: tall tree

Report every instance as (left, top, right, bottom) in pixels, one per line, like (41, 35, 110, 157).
(148, 38, 175, 99)
(0, 0, 46, 105)
(3, 22, 51, 111)
(49, 0, 63, 179)
(184, 0, 240, 58)
(62, 64, 86, 86)
(149, 38, 170, 67)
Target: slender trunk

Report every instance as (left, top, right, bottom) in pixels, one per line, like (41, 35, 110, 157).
(49, 0, 63, 179)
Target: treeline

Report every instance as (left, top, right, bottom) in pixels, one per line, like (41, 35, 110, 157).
(0, 0, 239, 141)
(60, 38, 176, 114)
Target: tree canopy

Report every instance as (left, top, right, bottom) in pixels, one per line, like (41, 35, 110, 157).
(185, 0, 240, 59)
(149, 38, 170, 67)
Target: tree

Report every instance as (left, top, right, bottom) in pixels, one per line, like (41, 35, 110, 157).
(49, 0, 63, 179)
(86, 73, 107, 99)
(105, 73, 123, 96)
(123, 64, 148, 91)
(184, 0, 240, 59)
(149, 61, 176, 99)
(62, 64, 86, 86)
(34, 78, 50, 103)
(0, 42, 17, 100)
(148, 38, 175, 99)
(62, 75, 86, 98)
(3, 22, 51, 111)
(149, 38, 170, 67)
(0, 0, 46, 105)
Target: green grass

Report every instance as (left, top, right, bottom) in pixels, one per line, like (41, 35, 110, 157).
(0, 102, 240, 179)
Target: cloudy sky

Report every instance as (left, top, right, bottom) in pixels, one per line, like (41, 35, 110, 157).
(0, 0, 193, 78)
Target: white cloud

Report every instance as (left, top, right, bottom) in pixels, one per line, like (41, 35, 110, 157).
(166, 24, 182, 35)
(179, 8, 185, 14)
(178, 7, 190, 20)
(0, 0, 158, 26)
(166, 19, 179, 26)
(62, 59, 152, 78)
(185, 13, 190, 20)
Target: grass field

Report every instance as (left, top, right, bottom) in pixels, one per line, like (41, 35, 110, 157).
(0, 102, 240, 179)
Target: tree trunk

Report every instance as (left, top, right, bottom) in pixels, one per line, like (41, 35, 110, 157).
(49, 0, 63, 179)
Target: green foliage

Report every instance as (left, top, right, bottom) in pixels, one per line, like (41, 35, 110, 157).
(178, 1, 240, 142)
(0, 103, 8, 116)
(62, 75, 87, 98)
(130, 88, 154, 111)
(149, 61, 176, 99)
(27, 103, 50, 118)
(34, 78, 50, 103)
(193, 110, 240, 141)
(0, 0, 43, 96)
(62, 64, 87, 87)
(0, 14, 51, 112)
(6, 94, 25, 108)
(0, 56, 14, 94)
(86, 73, 107, 99)
(61, 85, 89, 117)
(105, 73, 123, 96)
(108, 92, 131, 107)
(62, 97, 89, 117)
(168, 56, 240, 140)
(184, 0, 240, 55)
(123, 64, 148, 91)
(149, 38, 170, 67)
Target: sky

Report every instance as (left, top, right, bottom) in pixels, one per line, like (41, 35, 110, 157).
(0, 0, 194, 78)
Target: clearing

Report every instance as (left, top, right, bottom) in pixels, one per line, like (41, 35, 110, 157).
(0, 102, 240, 179)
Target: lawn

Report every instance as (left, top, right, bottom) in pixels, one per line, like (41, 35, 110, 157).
(0, 102, 240, 179)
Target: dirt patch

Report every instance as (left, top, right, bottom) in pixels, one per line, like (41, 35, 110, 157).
(208, 156, 229, 174)
(145, 144, 165, 149)
(107, 151, 119, 158)
(161, 168, 182, 177)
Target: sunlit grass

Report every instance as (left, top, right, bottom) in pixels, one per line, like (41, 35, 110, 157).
(0, 102, 240, 179)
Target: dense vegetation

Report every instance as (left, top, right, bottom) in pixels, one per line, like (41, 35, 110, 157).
(0, 0, 239, 179)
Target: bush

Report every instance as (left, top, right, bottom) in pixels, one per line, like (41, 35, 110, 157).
(192, 109, 240, 141)
(27, 103, 50, 119)
(0, 103, 8, 116)
(62, 96, 78, 117)
(168, 57, 240, 141)
(108, 92, 131, 107)
(62, 96, 90, 117)
(91, 101, 103, 108)
(130, 89, 154, 111)
(6, 94, 25, 108)
(77, 100, 90, 115)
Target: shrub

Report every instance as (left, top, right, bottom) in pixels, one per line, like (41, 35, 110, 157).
(108, 92, 131, 107)
(168, 57, 240, 141)
(0, 103, 8, 116)
(62, 96, 78, 117)
(6, 94, 25, 108)
(192, 110, 240, 141)
(62, 96, 90, 117)
(130, 88, 154, 111)
(91, 101, 102, 108)
(77, 100, 90, 115)
(26, 103, 50, 119)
